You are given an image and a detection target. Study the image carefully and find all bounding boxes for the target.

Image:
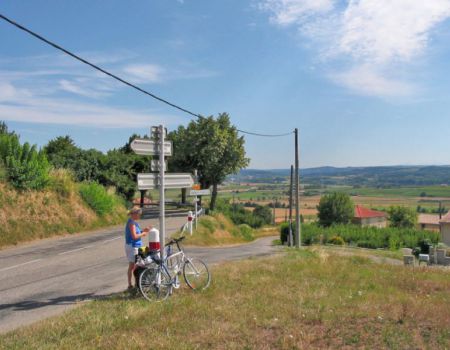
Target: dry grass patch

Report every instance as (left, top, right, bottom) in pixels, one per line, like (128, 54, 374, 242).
(182, 214, 277, 246)
(1, 249, 449, 349)
(0, 176, 126, 248)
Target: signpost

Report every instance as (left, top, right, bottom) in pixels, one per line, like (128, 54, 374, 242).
(189, 189, 211, 196)
(131, 126, 198, 261)
(130, 139, 173, 156)
(137, 173, 194, 190)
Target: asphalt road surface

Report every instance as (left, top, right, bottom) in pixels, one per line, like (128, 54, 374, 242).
(0, 217, 278, 333)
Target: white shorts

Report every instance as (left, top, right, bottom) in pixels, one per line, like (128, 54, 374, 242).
(125, 244, 139, 263)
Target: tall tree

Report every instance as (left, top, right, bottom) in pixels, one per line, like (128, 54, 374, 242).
(168, 113, 249, 210)
(388, 206, 417, 228)
(317, 192, 354, 227)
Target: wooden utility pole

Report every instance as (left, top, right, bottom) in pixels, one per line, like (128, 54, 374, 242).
(294, 128, 301, 248)
(289, 165, 293, 247)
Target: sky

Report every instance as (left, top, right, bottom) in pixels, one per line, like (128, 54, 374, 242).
(1, 0, 450, 169)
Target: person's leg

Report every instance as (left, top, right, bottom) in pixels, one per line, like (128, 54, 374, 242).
(127, 262, 135, 287)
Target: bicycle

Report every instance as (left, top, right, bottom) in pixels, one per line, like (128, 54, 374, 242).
(138, 236, 211, 302)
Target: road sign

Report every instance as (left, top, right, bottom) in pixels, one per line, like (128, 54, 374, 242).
(151, 126, 167, 139)
(137, 173, 194, 190)
(151, 160, 168, 172)
(189, 189, 211, 196)
(130, 139, 172, 156)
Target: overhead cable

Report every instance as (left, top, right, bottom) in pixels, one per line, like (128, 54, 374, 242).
(0, 12, 294, 138)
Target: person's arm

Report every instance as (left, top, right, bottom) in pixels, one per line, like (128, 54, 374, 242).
(129, 223, 147, 240)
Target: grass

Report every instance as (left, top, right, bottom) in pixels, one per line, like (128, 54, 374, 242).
(1, 249, 449, 349)
(0, 173, 127, 249)
(182, 213, 278, 246)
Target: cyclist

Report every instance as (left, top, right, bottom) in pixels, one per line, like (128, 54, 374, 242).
(125, 206, 151, 291)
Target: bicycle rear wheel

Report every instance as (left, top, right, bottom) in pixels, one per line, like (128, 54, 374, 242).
(139, 266, 171, 301)
(183, 258, 210, 290)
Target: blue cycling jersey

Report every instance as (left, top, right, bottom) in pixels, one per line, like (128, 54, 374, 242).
(125, 218, 142, 248)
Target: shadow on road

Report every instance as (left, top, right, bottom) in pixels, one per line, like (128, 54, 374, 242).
(0, 293, 99, 312)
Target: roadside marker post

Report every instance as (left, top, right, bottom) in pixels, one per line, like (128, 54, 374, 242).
(158, 125, 166, 262)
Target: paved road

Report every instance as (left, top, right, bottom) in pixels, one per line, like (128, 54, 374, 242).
(0, 217, 278, 334)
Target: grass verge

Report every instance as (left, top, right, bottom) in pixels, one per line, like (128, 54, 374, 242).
(1, 249, 449, 349)
(182, 213, 278, 246)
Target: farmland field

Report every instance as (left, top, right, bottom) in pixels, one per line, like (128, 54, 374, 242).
(218, 182, 450, 223)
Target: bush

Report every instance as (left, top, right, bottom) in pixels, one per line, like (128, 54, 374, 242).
(215, 199, 272, 229)
(49, 169, 76, 198)
(280, 222, 295, 244)
(0, 134, 50, 190)
(79, 182, 115, 216)
(300, 223, 440, 250)
(238, 224, 254, 241)
(328, 235, 344, 245)
(388, 206, 417, 228)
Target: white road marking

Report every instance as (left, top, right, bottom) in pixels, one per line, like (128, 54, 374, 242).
(57, 247, 88, 255)
(0, 258, 43, 272)
(102, 236, 121, 243)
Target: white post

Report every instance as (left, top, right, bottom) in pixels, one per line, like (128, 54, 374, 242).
(159, 125, 165, 261)
(194, 196, 198, 230)
(188, 211, 193, 235)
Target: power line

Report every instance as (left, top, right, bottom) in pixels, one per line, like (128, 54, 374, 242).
(0, 12, 294, 138)
(236, 129, 294, 137)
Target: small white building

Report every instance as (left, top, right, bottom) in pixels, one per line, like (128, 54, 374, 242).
(439, 212, 450, 246)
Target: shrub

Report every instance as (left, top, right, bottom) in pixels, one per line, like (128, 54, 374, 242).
(238, 224, 254, 241)
(328, 235, 345, 245)
(49, 169, 76, 198)
(300, 223, 440, 250)
(0, 134, 50, 190)
(388, 206, 417, 228)
(79, 182, 115, 216)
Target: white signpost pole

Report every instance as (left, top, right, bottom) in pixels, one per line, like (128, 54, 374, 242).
(194, 197, 198, 230)
(159, 125, 165, 261)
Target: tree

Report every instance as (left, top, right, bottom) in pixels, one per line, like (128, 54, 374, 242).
(253, 205, 273, 225)
(168, 113, 249, 210)
(388, 206, 417, 228)
(317, 192, 354, 227)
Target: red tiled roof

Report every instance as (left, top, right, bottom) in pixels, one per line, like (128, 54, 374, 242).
(440, 211, 450, 223)
(354, 205, 387, 219)
(418, 214, 441, 225)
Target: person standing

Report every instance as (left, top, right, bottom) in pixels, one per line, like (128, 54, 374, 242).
(125, 207, 151, 291)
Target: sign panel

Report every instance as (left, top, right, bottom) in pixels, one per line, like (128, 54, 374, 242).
(137, 173, 194, 190)
(189, 189, 211, 196)
(151, 160, 168, 172)
(151, 126, 168, 139)
(130, 139, 172, 156)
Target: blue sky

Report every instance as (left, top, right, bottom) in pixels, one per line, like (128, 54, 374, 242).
(1, 0, 450, 169)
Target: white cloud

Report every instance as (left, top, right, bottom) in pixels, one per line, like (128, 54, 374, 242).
(260, 0, 450, 97)
(0, 95, 182, 128)
(123, 64, 165, 84)
(330, 65, 416, 97)
(260, 0, 334, 25)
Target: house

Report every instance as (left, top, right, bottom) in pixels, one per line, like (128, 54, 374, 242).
(417, 214, 441, 232)
(352, 205, 387, 228)
(439, 212, 450, 245)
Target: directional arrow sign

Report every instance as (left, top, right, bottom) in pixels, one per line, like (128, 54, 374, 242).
(130, 139, 172, 156)
(189, 189, 211, 196)
(137, 173, 194, 190)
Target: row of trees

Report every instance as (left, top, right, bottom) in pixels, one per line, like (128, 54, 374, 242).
(0, 114, 250, 210)
(317, 192, 418, 228)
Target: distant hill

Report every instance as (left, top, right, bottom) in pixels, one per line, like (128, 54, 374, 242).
(232, 166, 450, 187)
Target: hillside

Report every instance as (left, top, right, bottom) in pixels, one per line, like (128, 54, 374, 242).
(234, 165, 450, 187)
(0, 172, 126, 248)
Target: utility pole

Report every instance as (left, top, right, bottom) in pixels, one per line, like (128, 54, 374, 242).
(159, 125, 166, 260)
(289, 165, 293, 247)
(273, 197, 276, 225)
(294, 128, 301, 248)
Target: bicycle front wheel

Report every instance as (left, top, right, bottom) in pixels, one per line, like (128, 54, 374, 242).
(139, 266, 171, 301)
(183, 258, 210, 290)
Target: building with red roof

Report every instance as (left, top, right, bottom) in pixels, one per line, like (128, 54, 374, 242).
(352, 205, 387, 228)
(439, 211, 450, 245)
